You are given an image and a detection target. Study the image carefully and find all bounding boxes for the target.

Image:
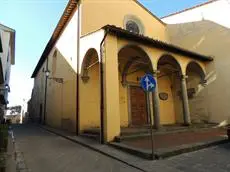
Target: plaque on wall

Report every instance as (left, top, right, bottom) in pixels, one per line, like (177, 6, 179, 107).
(159, 92, 168, 100)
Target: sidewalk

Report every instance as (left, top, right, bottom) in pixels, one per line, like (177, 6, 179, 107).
(39, 125, 146, 171)
(40, 125, 183, 171)
(5, 134, 16, 172)
(113, 127, 228, 158)
(40, 124, 229, 171)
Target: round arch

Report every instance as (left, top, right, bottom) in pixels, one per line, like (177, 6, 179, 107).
(157, 54, 183, 74)
(79, 47, 101, 137)
(118, 44, 153, 84)
(186, 62, 208, 124)
(81, 48, 99, 83)
(186, 61, 206, 81)
(157, 54, 183, 125)
(118, 44, 154, 127)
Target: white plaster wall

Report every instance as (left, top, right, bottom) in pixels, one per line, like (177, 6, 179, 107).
(32, 8, 80, 123)
(163, 0, 230, 28)
(55, 9, 78, 73)
(0, 29, 13, 103)
(79, 29, 105, 71)
(0, 30, 11, 83)
(165, 20, 230, 124)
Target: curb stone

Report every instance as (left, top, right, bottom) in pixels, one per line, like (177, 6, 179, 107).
(39, 125, 229, 172)
(39, 125, 147, 172)
(110, 137, 229, 159)
(9, 129, 30, 172)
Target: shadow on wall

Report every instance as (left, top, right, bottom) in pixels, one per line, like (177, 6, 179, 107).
(79, 48, 100, 131)
(46, 48, 77, 133)
(166, 20, 230, 124)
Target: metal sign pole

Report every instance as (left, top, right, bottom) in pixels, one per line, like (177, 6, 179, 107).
(140, 74, 156, 160)
(146, 91, 154, 160)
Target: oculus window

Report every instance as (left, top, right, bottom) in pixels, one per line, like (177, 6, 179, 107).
(124, 15, 144, 35)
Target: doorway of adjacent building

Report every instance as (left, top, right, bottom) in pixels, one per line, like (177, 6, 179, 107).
(130, 86, 148, 126)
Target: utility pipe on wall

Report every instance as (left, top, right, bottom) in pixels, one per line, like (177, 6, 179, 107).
(99, 30, 108, 144)
(76, 0, 81, 135)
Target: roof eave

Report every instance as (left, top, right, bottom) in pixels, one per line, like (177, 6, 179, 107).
(103, 25, 213, 62)
(0, 34, 2, 53)
(31, 0, 78, 78)
(10, 31, 16, 65)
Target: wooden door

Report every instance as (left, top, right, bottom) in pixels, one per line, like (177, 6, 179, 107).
(130, 86, 148, 126)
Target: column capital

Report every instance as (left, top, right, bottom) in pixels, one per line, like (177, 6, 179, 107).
(200, 79, 207, 86)
(181, 75, 188, 80)
(153, 70, 160, 77)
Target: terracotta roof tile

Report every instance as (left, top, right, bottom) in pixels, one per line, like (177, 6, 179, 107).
(103, 25, 213, 62)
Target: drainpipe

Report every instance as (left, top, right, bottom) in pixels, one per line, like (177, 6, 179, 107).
(76, 1, 81, 135)
(99, 30, 108, 144)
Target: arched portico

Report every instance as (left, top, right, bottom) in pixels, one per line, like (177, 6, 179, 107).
(79, 48, 100, 132)
(118, 45, 154, 127)
(157, 54, 183, 125)
(186, 61, 208, 123)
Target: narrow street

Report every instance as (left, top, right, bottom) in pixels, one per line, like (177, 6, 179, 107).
(12, 124, 230, 172)
(12, 124, 142, 172)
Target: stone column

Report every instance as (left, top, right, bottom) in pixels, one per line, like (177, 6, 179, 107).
(181, 75, 191, 125)
(153, 70, 160, 129)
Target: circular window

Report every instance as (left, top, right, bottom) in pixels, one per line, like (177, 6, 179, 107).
(124, 15, 144, 35)
(126, 20, 140, 34)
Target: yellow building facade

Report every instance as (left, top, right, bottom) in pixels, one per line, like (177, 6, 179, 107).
(30, 0, 213, 142)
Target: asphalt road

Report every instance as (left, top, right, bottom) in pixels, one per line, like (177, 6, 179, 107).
(12, 124, 230, 172)
(12, 124, 142, 172)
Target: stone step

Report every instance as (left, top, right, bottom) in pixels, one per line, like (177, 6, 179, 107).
(82, 128, 100, 135)
(80, 133, 100, 141)
(116, 126, 222, 142)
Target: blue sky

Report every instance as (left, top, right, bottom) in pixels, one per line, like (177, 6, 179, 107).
(0, 0, 208, 107)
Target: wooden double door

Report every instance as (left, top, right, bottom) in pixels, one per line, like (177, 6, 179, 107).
(130, 86, 149, 126)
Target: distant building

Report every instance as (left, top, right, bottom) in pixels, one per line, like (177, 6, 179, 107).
(0, 23, 15, 123)
(162, 0, 230, 123)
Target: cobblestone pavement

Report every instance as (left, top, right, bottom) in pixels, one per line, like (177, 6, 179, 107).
(12, 124, 142, 172)
(12, 124, 230, 172)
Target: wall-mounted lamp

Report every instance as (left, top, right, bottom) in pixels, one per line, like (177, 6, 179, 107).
(45, 70, 50, 77)
(4, 84, 10, 92)
(0, 84, 10, 92)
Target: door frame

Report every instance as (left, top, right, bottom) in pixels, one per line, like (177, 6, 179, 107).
(127, 83, 149, 126)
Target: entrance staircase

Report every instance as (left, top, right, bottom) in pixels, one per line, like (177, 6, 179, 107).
(115, 123, 218, 142)
(80, 124, 218, 142)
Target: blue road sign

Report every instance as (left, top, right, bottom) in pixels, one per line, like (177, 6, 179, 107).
(140, 74, 156, 92)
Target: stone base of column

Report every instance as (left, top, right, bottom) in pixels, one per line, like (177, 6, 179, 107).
(182, 122, 191, 126)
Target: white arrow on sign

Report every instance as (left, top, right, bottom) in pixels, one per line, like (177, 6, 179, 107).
(144, 76, 155, 91)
